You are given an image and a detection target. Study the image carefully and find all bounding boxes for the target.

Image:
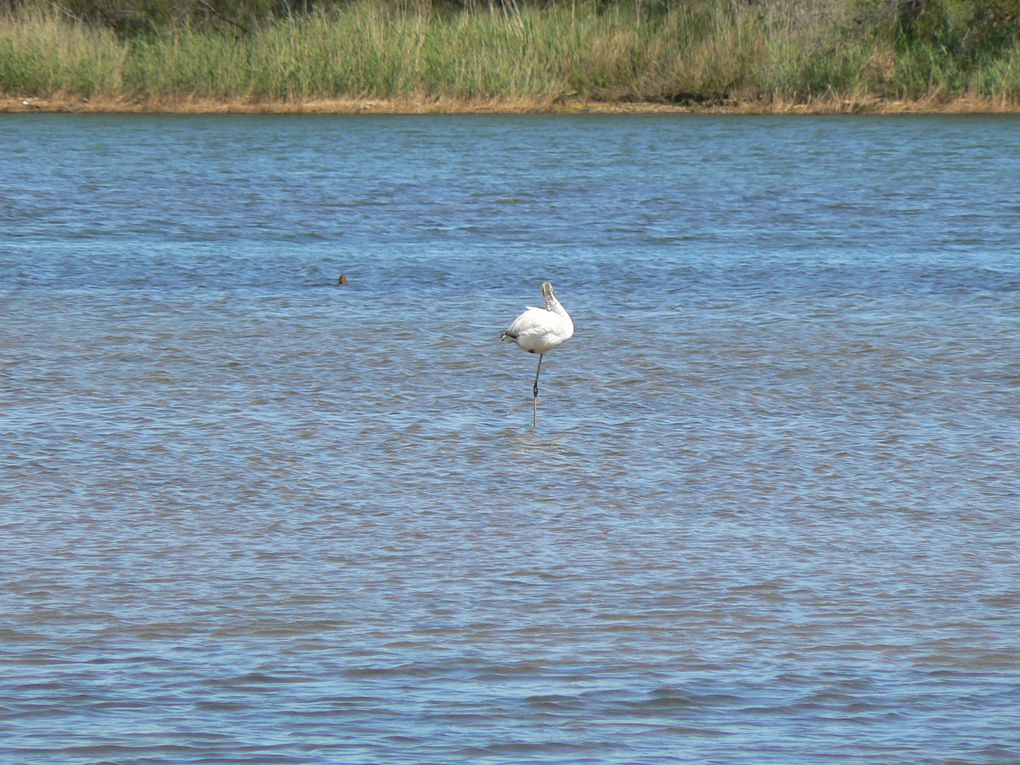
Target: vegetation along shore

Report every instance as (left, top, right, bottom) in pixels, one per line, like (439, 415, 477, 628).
(2, 0, 1019, 114)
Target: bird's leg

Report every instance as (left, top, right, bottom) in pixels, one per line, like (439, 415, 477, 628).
(532, 355, 543, 428)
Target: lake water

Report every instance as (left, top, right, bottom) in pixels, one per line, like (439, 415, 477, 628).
(2, 113, 1020, 764)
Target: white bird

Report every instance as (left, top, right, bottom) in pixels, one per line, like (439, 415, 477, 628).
(500, 281, 574, 428)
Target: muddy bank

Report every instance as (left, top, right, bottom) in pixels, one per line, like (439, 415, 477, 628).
(4, 94, 1019, 115)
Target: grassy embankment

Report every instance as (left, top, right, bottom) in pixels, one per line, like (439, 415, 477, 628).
(2, 0, 1019, 113)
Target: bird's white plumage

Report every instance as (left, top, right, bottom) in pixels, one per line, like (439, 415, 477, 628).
(500, 281, 573, 354)
(500, 282, 573, 428)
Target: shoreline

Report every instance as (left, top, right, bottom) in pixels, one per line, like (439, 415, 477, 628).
(4, 94, 1020, 116)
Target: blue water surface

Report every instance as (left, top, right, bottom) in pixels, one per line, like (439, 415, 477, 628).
(2, 113, 1020, 764)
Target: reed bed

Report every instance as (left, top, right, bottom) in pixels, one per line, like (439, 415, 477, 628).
(2, 0, 1019, 110)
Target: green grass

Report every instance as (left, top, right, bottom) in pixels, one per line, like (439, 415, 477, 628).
(3, 0, 1020, 108)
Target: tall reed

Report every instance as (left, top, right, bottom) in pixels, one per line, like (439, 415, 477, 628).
(0, 4, 125, 96)
(2, 0, 1019, 107)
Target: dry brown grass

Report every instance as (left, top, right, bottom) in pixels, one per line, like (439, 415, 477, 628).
(4, 92, 1020, 115)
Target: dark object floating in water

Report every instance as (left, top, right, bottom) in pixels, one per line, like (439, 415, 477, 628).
(337, 274, 348, 286)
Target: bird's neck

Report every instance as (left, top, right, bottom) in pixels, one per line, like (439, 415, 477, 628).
(545, 296, 569, 318)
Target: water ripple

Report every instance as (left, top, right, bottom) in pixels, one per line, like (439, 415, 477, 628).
(2, 113, 1020, 764)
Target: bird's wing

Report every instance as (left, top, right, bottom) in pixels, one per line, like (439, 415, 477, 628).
(504, 306, 546, 337)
